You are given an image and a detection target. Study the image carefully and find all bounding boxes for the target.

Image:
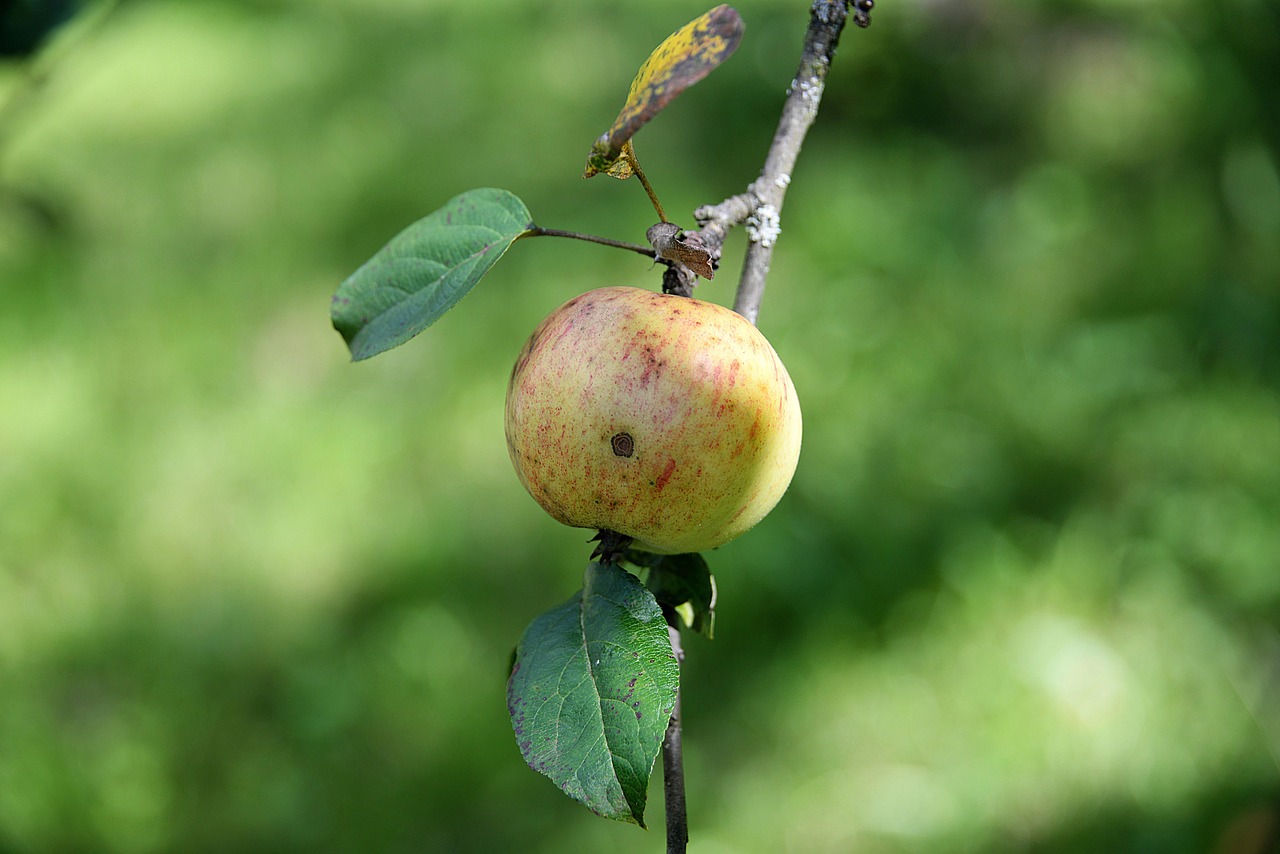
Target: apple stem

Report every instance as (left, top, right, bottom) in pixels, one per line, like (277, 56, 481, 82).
(661, 264, 697, 299)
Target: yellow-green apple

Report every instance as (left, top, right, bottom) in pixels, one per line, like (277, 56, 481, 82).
(504, 286, 801, 554)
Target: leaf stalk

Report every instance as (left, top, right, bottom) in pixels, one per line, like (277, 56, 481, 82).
(525, 227, 658, 260)
(626, 146, 668, 224)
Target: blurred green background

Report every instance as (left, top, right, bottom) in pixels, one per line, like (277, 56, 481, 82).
(2, 0, 1278, 851)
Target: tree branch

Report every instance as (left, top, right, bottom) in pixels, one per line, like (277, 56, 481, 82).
(662, 622, 688, 854)
(688, 0, 868, 326)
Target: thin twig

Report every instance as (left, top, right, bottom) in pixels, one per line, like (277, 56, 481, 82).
(662, 622, 688, 854)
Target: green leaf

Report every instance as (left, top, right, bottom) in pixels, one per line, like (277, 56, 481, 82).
(330, 188, 533, 361)
(631, 551, 717, 639)
(584, 4, 744, 178)
(507, 562, 679, 826)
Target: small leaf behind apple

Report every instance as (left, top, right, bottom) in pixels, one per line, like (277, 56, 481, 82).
(630, 551, 717, 639)
(331, 188, 533, 361)
(507, 562, 679, 826)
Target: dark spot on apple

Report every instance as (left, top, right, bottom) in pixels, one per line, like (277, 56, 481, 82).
(611, 432, 634, 457)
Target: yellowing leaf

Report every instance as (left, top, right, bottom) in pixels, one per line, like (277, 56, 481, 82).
(584, 4, 744, 178)
(604, 141, 639, 180)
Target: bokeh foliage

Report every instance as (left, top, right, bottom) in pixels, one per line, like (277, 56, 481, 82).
(1, 0, 1278, 851)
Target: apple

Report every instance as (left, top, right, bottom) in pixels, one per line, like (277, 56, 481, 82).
(504, 286, 802, 554)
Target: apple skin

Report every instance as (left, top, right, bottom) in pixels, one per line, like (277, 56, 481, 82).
(504, 286, 802, 554)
